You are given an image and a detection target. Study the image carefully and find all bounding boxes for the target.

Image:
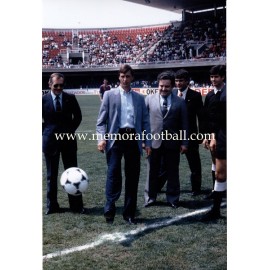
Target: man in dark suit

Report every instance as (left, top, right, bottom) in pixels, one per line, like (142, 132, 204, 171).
(42, 73, 84, 215)
(174, 69, 204, 196)
(96, 64, 151, 225)
(144, 71, 189, 208)
(156, 69, 204, 196)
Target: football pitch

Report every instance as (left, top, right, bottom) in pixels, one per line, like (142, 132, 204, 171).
(43, 95, 227, 270)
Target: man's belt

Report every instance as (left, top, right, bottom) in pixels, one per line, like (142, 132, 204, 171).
(118, 128, 136, 133)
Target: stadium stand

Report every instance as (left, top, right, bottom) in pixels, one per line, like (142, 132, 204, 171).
(147, 13, 226, 62)
(42, 4, 226, 90)
(42, 25, 170, 68)
(42, 10, 226, 69)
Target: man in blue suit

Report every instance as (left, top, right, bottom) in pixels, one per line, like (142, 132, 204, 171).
(96, 64, 151, 225)
(144, 71, 189, 208)
(42, 73, 84, 215)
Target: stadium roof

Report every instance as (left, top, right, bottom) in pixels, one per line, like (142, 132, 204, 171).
(124, 0, 226, 13)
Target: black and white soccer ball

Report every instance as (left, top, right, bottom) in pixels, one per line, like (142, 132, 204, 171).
(60, 167, 89, 196)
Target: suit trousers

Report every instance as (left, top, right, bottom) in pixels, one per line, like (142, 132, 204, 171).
(153, 143, 202, 193)
(147, 143, 180, 204)
(105, 137, 140, 218)
(44, 147, 83, 211)
(185, 143, 202, 192)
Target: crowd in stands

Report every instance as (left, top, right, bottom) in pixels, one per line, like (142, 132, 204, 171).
(80, 26, 167, 66)
(130, 80, 212, 89)
(42, 13, 226, 68)
(140, 16, 226, 63)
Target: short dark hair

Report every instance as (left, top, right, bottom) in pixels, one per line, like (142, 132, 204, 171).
(48, 73, 65, 85)
(119, 64, 134, 76)
(157, 71, 175, 87)
(209, 65, 226, 77)
(175, 69, 190, 81)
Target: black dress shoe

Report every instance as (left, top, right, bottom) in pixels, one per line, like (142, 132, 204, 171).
(76, 208, 86, 214)
(104, 210, 115, 223)
(123, 216, 137, 225)
(45, 209, 54, 215)
(70, 207, 85, 214)
(168, 201, 181, 209)
(45, 207, 61, 215)
(200, 208, 221, 221)
(144, 199, 156, 207)
(191, 190, 201, 196)
(80, 208, 86, 214)
(204, 190, 215, 200)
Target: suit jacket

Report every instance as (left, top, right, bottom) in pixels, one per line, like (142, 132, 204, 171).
(96, 87, 151, 154)
(42, 91, 82, 154)
(201, 85, 226, 135)
(173, 88, 203, 144)
(145, 92, 189, 149)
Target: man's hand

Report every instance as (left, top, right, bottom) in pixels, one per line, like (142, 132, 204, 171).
(97, 140, 106, 153)
(209, 138, 216, 153)
(202, 139, 210, 149)
(180, 145, 188, 154)
(145, 146, 151, 157)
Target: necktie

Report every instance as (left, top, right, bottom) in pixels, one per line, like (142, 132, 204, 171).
(215, 90, 221, 100)
(178, 91, 183, 97)
(55, 95, 62, 112)
(162, 97, 168, 117)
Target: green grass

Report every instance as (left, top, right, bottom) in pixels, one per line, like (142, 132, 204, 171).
(43, 95, 226, 270)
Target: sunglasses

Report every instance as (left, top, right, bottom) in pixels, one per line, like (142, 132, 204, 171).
(53, 84, 64, 88)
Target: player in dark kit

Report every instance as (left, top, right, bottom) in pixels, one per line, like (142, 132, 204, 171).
(202, 65, 226, 220)
(99, 78, 111, 101)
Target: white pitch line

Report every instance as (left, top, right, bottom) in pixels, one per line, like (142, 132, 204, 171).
(43, 203, 226, 261)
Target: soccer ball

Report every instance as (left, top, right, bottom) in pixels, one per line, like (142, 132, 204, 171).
(60, 167, 89, 196)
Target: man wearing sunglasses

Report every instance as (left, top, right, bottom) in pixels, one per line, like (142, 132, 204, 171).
(42, 72, 84, 215)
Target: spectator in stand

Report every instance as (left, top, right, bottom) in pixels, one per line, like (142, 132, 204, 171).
(99, 78, 111, 101)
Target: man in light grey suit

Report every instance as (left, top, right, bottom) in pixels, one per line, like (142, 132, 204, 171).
(144, 71, 189, 208)
(96, 64, 151, 225)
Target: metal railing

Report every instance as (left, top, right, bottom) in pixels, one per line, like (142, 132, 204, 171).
(42, 57, 226, 71)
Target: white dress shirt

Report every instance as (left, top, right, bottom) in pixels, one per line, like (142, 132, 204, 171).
(51, 91, 62, 111)
(159, 94, 172, 112)
(119, 86, 135, 128)
(178, 87, 188, 99)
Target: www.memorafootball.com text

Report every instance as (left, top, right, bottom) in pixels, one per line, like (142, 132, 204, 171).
(54, 130, 213, 141)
